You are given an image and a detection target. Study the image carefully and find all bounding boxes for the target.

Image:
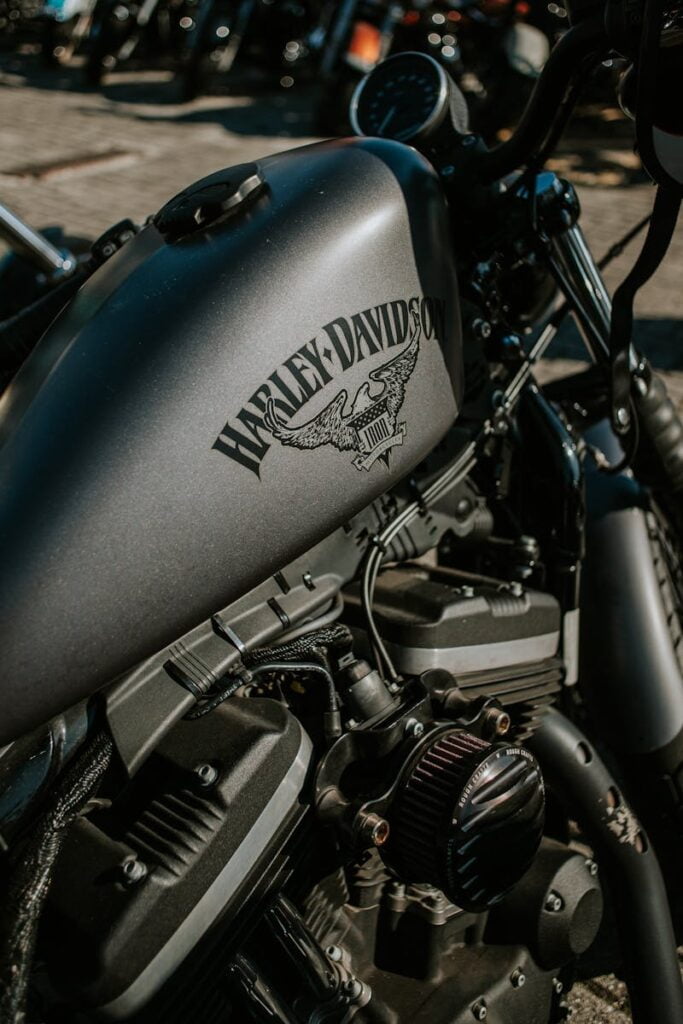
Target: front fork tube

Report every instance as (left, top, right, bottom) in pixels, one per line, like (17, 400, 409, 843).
(548, 220, 683, 495)
(548, 222, 613, 363)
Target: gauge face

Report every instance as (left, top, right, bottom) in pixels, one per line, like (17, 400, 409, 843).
(350, 52, 449, 145)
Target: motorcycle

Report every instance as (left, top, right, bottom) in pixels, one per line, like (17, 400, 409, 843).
(315, 0, 557, 138)
(176, 0, 318, 102)
(40, 0, 97, 65)
(83, 0, 189, 86)
(1, 4, 683, 1024)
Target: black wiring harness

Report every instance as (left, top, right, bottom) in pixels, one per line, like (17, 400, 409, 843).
(186, 623, 354, 743)
(0, 731, 113, 1024)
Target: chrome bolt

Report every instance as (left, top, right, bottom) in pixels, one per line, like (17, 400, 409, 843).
(471, 999, 488, 1020)
(472, 318, 492, 340)
(357, 812, 390, 848)
(460, 585, 475, 598)
(510, 968, 526, 988)
(121, 858, 147, 886)
(326, 945, 343, 962)
(545, 891, 564, 913)
(509, 581, 523, 597)
(194, 763, 218, 787)
(387, 681, 401, 694)
(553, 978, 564, 995)
(404, 717, 424, 739)
(343, 979, 363, 1000)
(615, 405, 630, 428)
(585, 858, 598, 876)
(482, 707, 511, 738)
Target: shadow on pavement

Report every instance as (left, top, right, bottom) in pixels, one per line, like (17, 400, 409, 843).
(1, 52, 320, 137)
(126, 90, 319, 136)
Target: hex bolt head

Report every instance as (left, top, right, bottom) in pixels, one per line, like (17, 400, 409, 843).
(357, 812, 391, 848)
(194, 763, 218, 788)
(121, 858, 147, 886)
(510, 968, 526, 988)
(460, 585, 475, 598)
(482, 707, 511, 739)
(545, 891, 564, 913)
(326, 945, 343, 962)
(472, 318, 492, 340)
(471, 999, 488, 1020)
(404, 717, 425, 739)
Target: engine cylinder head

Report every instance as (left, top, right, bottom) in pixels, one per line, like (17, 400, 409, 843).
(388, 728, 545, 911)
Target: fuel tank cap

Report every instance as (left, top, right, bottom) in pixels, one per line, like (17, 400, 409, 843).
(153, 163, 266, 242)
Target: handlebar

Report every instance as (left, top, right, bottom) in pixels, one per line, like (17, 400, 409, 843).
(472, 14, 609, 183)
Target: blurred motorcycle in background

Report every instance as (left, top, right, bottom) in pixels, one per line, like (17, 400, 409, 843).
(40, 0, 96, 65)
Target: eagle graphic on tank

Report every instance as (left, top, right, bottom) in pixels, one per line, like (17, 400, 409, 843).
(265, 310, 421, 471)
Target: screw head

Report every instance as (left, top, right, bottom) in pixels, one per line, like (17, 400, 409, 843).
(471, 999, 488, 1020)
(511, 968, 526, 988)
(455, 497, 473, 519)
(121, 858, 147, 886)
(404, 717, 425, 739)
(585, 858, 598, 876)
(460, 585, 475, 598)
(194, 763, 218, 787)
(553, 977, 564, 994)
(343, 979, 363, 1000)
(326, 945, 343, 962)
(545, 891, 564, 913)
(615, 405, 630, 428)
(472, 318, 492, 340)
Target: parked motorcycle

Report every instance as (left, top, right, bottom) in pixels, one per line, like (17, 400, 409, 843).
(40, 0, 97, 65)
(1, 5, 683, 1024)
(83, 0, 188, 86)
(315, 0, 556, 137)
(176, 0, 316, 101)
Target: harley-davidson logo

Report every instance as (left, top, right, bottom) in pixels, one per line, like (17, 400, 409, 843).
(264, 309, 420, 472)
(213, 295, 445, 478)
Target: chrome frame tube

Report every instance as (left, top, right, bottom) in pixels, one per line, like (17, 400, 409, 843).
(0, 202, 75, 280)
(548, 222, 638, 372)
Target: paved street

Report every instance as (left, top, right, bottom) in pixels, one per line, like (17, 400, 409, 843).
(1, 47, 683, 1024)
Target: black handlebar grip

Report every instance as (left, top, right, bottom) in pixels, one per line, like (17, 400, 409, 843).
(635, 366, 683, 493)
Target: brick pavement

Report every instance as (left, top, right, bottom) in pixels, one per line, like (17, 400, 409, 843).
(1, 49, 683, 1024)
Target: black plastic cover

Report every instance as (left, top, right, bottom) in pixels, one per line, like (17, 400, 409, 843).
(344, 565, 561, 675)
(44, 698, 311, 1017)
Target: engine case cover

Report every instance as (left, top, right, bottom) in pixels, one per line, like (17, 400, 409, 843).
(0, 137, 462, 744)
(344, 564, 561, 674)
(44, 698, 311, 1018)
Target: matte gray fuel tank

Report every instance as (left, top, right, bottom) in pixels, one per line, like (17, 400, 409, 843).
(0, 137, 462, 744)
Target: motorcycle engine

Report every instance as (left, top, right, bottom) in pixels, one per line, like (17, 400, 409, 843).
(37, 555, 601, 1024)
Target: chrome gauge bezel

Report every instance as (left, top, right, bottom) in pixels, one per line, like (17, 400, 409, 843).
(349, 51, 451, 146)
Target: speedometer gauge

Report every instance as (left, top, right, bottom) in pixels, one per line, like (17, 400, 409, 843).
(350, 52, 451, 146)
